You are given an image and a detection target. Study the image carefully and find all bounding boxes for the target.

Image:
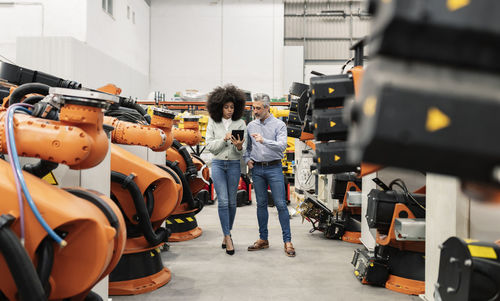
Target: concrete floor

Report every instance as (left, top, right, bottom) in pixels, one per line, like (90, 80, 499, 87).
(112, 201, 420, 301)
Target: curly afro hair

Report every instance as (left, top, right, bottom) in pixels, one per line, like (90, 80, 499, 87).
(207, 84, 246, 122)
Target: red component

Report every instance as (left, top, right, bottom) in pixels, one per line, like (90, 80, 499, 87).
(238, 177, 247, 191)
(248, 183, 252, 201)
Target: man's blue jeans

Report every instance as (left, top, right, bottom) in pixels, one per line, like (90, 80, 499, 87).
(212, 159, 241, 236)
(251, 164, 291, 243)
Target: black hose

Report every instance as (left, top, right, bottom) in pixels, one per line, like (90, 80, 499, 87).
(31, 102, 59, 121)
(23, 160, 59, 179)
(118, 97, 151, 124)
(155, 164, 181, 185)
(84, 291, 103, 301)
(35, 236, 54, 297)
(133, 103, 151, 124)
(172, 141, 197, 179)
(144, 186, 155, 217)
(110, 171, 168, 245)
(8, 83, 50, 107)
(156, 163, 202, 213)
(163, 161, 202, 213)
(110, 193, 142, 238)
(191, 153, 206, 166)
(172, 140, 183, 150)
(23, 95, 44, 105)
(0, 214, 46, 301)
(311, 70, 325, 76)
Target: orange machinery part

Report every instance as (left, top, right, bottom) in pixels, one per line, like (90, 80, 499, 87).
(359, 163, 384, 177)
(339, 181, 362, 215)
(166, 147, 187, 172)
(305, 140, 316, 150)
(170, 202, 198, 215)
(413, 186, 426, 194)
(299, 131, 315, 142)
(109, 144, 182, 295)
(168, 225, 203, 242)
(376, 203, 425, 253)
(110, 144, 183, 226)
(349, 65, 364, 97)
(98, 85, 176, 151)
(342, 231, 361, 244)
(1, 85, 17, 108)
(339, 182, 362, 244)
(374, 202, 425, 296)
(173, 120, 202, 146)
(0, 160, 126, 300)
(109, 235, 171, 295)
(97, 84, 122, 96)
(109, 266, 171, 296)
(461, 181, 500, 204)
(189, 156, 210, 195)
(104, 116, 168, 152)
(150, 112, 174, 151)
(385, 274, 425, 296)
(165, 147, 210, 196)
(0, 103, 109, 170)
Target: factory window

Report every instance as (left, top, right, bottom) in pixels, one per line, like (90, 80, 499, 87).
(102, 0, 113, 17)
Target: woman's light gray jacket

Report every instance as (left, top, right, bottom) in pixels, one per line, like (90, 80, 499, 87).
(206, 118, 247, 160)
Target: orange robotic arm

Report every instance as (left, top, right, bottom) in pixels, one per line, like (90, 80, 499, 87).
(110, 144, 182, 227)
(1, 87, 117, 170)
(173, 116, 202, 146)
(104, 116, 168, 151)
(189, 154, 210, 195)
(0, 82, 128, 299)
(149, 107, 175, 151)
(166, 146, 188, 172)
(0, 163, 126, 300)
(163, 140, 210, 216)
(103, 108, 183, 243)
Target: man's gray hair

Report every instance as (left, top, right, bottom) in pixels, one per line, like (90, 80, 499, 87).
(252, 93, 271, 108)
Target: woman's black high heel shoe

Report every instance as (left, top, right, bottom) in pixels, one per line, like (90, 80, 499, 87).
(226, 237, 235, 255)
(221, 234, 231, 249)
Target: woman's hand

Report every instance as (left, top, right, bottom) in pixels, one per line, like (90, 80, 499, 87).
(224, 132, 232, 141)
(231, 135, 245, 151)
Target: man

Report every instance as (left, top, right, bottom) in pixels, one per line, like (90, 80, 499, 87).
(244, 93, 295, 257)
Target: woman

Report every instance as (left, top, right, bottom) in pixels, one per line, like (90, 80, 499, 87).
(206, 84, 247, 255)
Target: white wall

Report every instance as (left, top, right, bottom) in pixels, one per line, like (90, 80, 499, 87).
(150, 0, 222, 98)
(0, 0, 150, 98)
(304, 64, 345, 84)
(16, 36, 149, 98)
(150, 0, 284, 99)
(283, 46, 303, 93)
(86, 0, 150, 76)
(0, 0, 86, 62)
(222, 0, 284, 97)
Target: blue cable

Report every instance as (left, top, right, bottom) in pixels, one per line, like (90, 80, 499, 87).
(7, 107, 66, 246)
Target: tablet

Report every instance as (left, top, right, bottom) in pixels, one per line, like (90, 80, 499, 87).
(231, 130, 244, 140)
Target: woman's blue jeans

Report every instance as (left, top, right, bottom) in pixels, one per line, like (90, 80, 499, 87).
(211, 159, 241, 236)
(251, 164, 291, 243)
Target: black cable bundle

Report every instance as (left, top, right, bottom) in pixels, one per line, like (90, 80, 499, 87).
(105, 104, 148, 125)
(0, 215, 46, 300)
(388, 178, 426, 211)
(105, 95, 152, 125)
